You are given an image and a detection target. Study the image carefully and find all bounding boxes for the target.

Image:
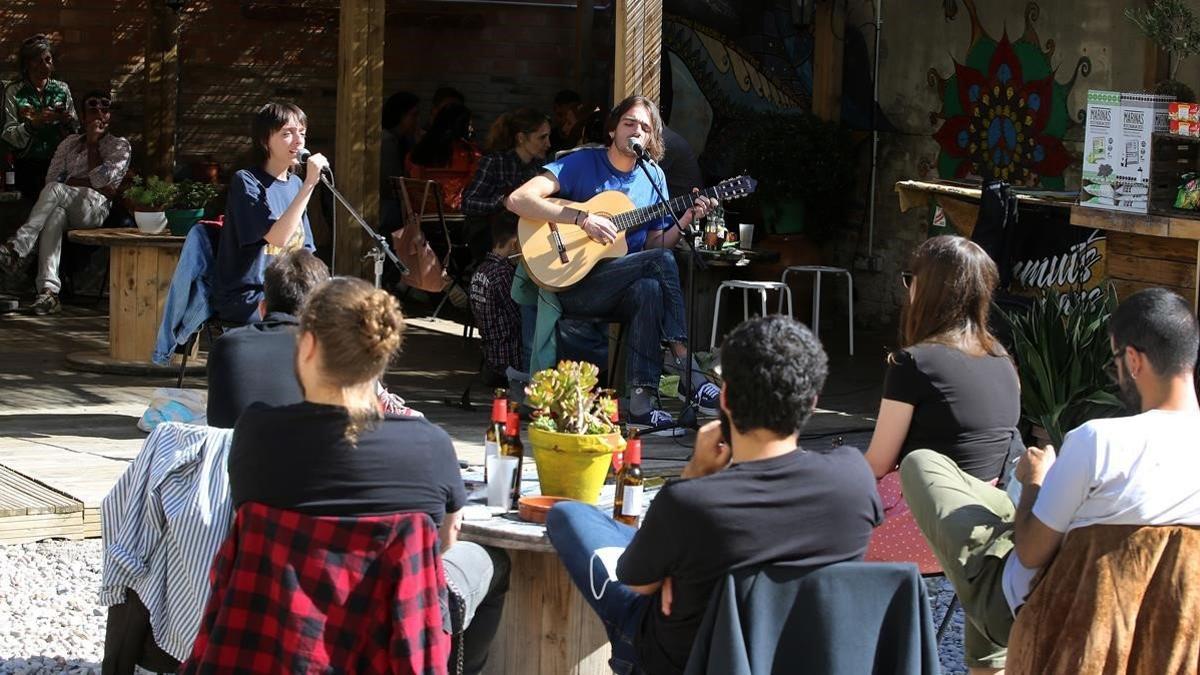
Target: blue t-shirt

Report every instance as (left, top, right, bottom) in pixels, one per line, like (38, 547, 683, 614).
(542, 147, 670, 253)
(213, 167, 315, 323)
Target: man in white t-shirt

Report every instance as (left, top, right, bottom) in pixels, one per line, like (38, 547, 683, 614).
(899, 287, 1200, 675)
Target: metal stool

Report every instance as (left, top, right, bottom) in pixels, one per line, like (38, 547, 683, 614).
(710, 280, 793, 349)
(780, 265, 854, 355)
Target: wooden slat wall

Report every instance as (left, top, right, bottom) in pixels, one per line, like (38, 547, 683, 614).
(613, 0, 662, 102)
(1105, 230, 1199, 307)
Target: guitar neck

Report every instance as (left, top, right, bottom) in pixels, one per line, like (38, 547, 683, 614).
(610, 185, 723, 233)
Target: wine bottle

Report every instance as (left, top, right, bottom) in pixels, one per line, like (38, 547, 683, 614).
(501, 412, 524, 508)
(612, 430, 644, 526)
(3, 153, 15, 192)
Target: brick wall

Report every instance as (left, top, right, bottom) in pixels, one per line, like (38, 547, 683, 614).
(1, 0, 612, 178)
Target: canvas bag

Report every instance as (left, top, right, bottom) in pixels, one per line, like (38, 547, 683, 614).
(390, 180, 450, 293)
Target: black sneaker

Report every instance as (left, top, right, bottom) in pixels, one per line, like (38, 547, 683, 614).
(30, 291, 60, 316)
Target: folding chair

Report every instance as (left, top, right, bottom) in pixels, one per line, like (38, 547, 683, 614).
(390, 176, 474, 320)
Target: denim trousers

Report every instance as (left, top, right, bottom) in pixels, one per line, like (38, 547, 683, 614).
(442, 542, 511, 675)
(557, 248, 688, 389)
(545, 501, 650, 675)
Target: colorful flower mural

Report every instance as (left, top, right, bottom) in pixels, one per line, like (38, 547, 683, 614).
(929, 1, 1091, 189)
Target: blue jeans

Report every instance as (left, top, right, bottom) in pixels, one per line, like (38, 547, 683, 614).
(546, 502, 650, 675)
(558, 248, 688, 389)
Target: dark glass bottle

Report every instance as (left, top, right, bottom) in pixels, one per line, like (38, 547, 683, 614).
(501, 412, 524, 508)
(483, 388, 506, 482)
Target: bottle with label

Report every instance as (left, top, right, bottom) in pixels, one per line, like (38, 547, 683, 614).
(483, 388, 506, 482)
(3, 153, 15, 193)
(612, 430, 644, 526)
(501, 412, 524, 508)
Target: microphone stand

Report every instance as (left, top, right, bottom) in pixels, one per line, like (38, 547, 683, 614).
(633, 150, 708, 433)
(312, 170, 408, 287)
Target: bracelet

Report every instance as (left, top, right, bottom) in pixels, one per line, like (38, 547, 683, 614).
(574, 210, 586, 225)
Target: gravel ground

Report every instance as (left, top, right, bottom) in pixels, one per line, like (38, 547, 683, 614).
(0, 540, 971, 674)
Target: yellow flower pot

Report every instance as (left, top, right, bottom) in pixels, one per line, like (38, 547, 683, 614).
(529, 427, 625, 504)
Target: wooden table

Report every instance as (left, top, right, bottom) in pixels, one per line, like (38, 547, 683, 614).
(65, 227, 189, 373)
(1070, 206, 1200, 310)
(458, 477, 646, 675)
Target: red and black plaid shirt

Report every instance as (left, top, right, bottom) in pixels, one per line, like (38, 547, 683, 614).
(181, 502, 449, 674)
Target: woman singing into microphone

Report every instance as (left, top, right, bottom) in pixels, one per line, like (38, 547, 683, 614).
(212, 102, 328, 324)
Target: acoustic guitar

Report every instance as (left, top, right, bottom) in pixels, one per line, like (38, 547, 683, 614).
(518, 175, 758, 291)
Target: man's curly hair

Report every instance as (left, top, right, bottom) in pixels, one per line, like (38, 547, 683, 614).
(720, 315, 828, 436)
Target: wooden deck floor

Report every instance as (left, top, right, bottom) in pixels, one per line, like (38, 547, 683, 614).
(0, 309, 883, 545)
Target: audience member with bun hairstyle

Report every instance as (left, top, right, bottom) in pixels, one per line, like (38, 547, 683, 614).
(226, 277, 509, 674)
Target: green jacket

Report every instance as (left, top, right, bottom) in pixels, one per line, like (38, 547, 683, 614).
(2, 78, 76, 161)
(510, 264, 561, 374)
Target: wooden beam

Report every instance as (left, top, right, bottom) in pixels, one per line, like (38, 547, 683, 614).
(812, 0, 845, 122)
(612, 0, 662, 103)
(144, 2, 179, 178)
(333, 0, 385, 277)
(574, 0, 594, 96)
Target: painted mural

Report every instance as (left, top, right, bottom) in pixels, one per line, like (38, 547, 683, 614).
(929, 0, 1091, 190)
(928, 1, 1105, 305)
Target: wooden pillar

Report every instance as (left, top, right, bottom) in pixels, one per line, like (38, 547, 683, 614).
(333, 0, 385, 277)
(812, 0, 845, 122)
(144, 1, 179, 179)
(574, 0, 594, 96)
(612, 0, 662, 103)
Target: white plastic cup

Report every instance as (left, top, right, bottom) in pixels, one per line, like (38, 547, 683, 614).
(738, 223, 755, 250)
(486, 455, 520, 510)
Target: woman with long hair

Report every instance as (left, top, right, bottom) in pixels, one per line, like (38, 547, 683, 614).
(461, 107, 550, 254)
(1, 34, 78, 198)
(227, 277, 509, 674)
(864, 235, 1021, 481)
(212, 102, 326, 324)
(405, 101, 481, 212)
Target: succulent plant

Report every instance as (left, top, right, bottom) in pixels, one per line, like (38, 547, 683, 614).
(526, 360, 619, 435)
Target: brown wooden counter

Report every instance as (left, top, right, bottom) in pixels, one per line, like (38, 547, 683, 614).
(1069, 206, 1200, 309)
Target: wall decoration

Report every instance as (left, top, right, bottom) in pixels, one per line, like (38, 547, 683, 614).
(928, 1, 1091, 189)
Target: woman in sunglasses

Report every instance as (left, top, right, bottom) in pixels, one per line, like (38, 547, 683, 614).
(1, 34, 78, 198)
(0, 90, 130, 315)
(864, 235, 1021, 483)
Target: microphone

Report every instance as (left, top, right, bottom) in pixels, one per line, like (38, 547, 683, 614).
(628, 137, 648, 161)
(296, 148, 331, 176)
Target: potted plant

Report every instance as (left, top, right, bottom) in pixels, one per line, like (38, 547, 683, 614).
(124, 176, 179, 234)
(525, 360, 625, 504)
(166, 179, 220, 236)
(1126, 0, 1200, 102)
(724, 109, 856, 242)
(1001, 287, 1125, 448)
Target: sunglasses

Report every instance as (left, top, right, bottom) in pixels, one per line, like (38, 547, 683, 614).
(900, 271, 915, 289)
(85, 98, 112, 111)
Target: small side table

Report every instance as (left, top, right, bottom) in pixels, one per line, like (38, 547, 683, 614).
(65, 228, 198, 374)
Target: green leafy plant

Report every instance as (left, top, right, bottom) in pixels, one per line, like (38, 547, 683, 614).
(525, 360, 619, 435)
(1127, 0, 1200, 99)
(172, 179, 220, 211)
(124, 176, 178, 211)
(1001, 286, 1125, 448)
(724, 109, 856, 241)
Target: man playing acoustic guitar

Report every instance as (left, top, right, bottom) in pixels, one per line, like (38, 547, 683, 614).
(506, 95, 718, 434)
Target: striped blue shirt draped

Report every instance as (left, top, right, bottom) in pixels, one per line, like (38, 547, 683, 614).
(99, 423, 234, 661)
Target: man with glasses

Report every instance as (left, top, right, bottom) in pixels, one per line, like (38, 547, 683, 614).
(898, 287, 1200, 674)
(0, 90, 130, 315)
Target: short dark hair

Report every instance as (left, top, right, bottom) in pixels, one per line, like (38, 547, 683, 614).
(720, 315, 828, 436)
(78, 89, 111, 117)
(554, 89, 581, 107)
(250, 102, 306, 165)
(263, 249, 330, 315)
(1109, 287, 1199, 377)
(491, 217, 518, 248)
(432, 86, 464, 108)
(382, 91, 419, 129)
